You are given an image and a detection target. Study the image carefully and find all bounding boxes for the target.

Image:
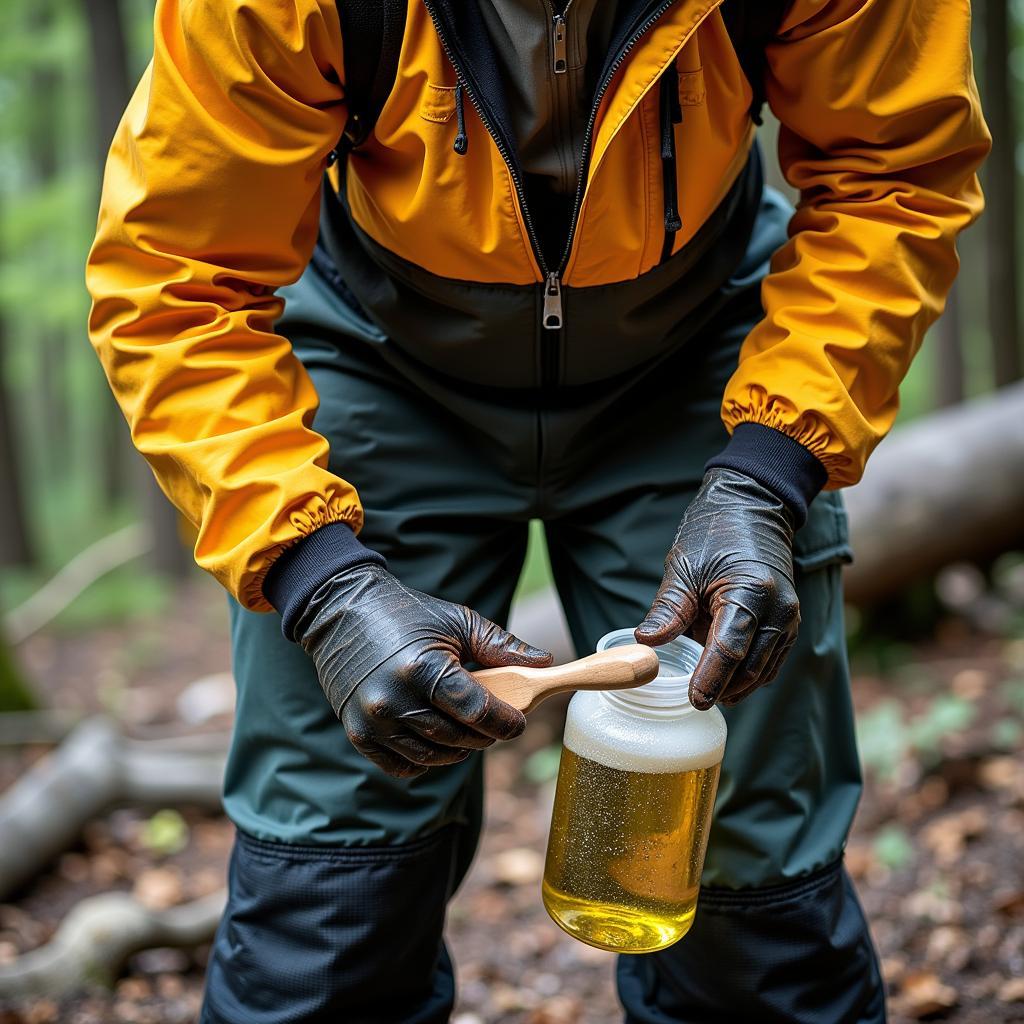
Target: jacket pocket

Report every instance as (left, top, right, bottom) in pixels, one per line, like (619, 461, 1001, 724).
(678, 68, 706, 107)
(419, 83, 456, 124)
(793, 490, 853, 573)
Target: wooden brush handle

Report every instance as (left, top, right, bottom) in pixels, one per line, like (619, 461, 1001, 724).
(472, 644, 660, 714)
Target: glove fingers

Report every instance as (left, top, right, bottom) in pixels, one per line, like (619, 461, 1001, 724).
(464, 613, 554, 669)
(759, 636, 797, 688)
(724, 637, 796, 708)
(635, 577, 698, 647)
(344, 725, 427, 779)
(398, 706, 497, 750)
(343, 703, 472, 771)
(719, 627, 782, 705)
(380, 730, 474, 767)
(430, 661, 528, 742)
(688, 601, 757, 710)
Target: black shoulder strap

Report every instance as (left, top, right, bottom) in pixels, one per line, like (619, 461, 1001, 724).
(721, 0, 790, 125)
(336, 0, 407, 153)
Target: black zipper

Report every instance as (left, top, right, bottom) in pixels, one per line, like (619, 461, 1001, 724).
(550, 0, 577, 74)
(421, 3, 552, 275)
(420, 0, 712, 375)
(553, 0, 684, 283)
(422, 1, 567, 387)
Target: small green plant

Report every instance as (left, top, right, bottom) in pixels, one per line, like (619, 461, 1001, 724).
(139, 809, 190, 856)
(991, 718, 1023, 750)
(907, 695, 976, 754)
(872, 824, 915, 871)
(856, 700, 906, 779)
(523, 744, 562, 785)
(856, 693, 978, 778)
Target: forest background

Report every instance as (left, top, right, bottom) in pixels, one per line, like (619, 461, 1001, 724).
(1, 2, 1023, 1022)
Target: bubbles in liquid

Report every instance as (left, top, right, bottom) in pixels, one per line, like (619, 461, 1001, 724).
(542, 747, 720, 953)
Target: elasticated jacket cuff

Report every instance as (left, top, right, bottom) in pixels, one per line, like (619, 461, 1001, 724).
(263, 522, 386, 640)
(705, 423, 828, 528)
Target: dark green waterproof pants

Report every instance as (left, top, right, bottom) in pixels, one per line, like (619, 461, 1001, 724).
(202, 189, 885, 1024)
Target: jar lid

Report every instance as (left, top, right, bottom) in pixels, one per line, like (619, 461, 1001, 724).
(595, 628, 704, 711)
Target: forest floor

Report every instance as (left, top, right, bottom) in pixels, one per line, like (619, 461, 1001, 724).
(1, 578, 1023, 1024)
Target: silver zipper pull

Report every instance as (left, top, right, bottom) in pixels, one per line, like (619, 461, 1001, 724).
(543, 272, 563, 330)
(552, 15, 568, 74)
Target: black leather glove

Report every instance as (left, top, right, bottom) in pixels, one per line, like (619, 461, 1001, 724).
(635, 467, 799, 710)
(293, 563, 553, 778)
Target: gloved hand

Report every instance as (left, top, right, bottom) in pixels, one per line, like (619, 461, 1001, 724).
(293, 563, 553, 778)
(635, 467, 799, 710)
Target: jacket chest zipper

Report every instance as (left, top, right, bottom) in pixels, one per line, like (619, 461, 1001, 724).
(543, 0, 576, 343)
(421, 0, 688, 379)
(552, 14, 569, 74)
(550, 0, 577, 74)
(542, 272, 563, 329)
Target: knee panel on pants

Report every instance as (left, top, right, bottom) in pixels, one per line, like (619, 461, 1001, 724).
(618, 859, 886, 1024)
(201, 828, 462, 1024)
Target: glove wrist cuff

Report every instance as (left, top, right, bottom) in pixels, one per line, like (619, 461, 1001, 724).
(263, 522, 387, 640)
(705, 423, 828, 528)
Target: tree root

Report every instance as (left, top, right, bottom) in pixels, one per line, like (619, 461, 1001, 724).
(0, 716, 227, 899)
(0, 888, 226, 999)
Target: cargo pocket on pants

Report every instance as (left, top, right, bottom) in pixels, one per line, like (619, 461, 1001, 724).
(793, 489, 853, 574)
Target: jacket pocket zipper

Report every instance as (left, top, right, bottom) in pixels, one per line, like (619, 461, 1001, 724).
(422, 0, 702, 370)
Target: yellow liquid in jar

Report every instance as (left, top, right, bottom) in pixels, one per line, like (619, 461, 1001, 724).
(542, 747, 721, 953)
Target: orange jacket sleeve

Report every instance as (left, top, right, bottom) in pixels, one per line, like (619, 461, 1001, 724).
(86, 0, 361, 612)
(720, 0, 990, 489)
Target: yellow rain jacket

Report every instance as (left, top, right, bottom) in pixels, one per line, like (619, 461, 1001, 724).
(87, 0, 989, 612)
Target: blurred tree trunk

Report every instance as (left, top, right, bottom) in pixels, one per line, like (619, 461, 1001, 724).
(0, 358, 33, 570)
(81, 0, 135, 507)
(81, 0, 131, 226)
(0, 355, 34, 569)
(983, 0, 1022, 386)
(0, 199, 35, 570)
(0, 632, 36, 713)
(29, 3, 70, 480)
(138, 463, 192, 579)
(80, 0, 188, 577)
(934, 284, 965, 408)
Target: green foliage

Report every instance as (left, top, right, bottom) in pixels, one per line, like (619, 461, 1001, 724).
(907, 695, 977, 750)
(856, 694, 978, 779)
(1004, 677, 1024, 716)
(872, 824, 915, 871)
(0, 0, 157, 608)
(0, 633, 37, 711)
(523, 744, 563, 785)
(991, 717, 1024, 750)
(515, 521, 555, 600)
(51, 568, 173, 631)
(140, 809, 190, 856)
(856, 700, 906, 779)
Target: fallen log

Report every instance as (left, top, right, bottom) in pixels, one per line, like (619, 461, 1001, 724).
(843, 381, 1024, 606)
(0, 716, 227, 900)
(0, 889, 226, 1000)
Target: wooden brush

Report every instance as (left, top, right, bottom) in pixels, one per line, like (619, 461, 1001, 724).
(473, 644, 660, 714)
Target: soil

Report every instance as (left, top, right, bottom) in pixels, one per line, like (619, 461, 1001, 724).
(1, 579, 1022, 1023)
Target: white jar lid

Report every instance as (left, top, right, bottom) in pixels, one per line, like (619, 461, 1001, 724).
(596, 627, 704, 711)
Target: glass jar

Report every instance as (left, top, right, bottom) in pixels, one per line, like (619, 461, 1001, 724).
(541, 628, 727, 953)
